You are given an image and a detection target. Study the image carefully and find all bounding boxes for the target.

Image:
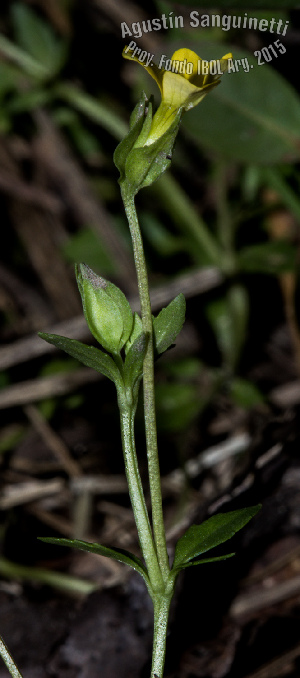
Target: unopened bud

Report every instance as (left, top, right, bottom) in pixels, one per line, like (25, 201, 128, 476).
(76, 263, 133, 354)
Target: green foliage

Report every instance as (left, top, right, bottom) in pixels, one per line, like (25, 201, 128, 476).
(172, 505, 261, 572)
(153, 294, 186, 355)
(38, 333, 122, 386)
(38, 537, 149, 583)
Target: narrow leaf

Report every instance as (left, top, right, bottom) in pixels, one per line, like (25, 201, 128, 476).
(38, 537, 149, 582)
(173, 505, 261, 571)
(179, 553, 235, 569)
(153, 294, 186, 355)
(38, 333, 122, 385)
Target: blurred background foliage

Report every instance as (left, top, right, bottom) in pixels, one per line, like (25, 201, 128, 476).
(0, 0, 300, 583)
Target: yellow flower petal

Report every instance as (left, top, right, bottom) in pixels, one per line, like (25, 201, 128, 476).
(162, 71, 198, 108)
(122, 46, 232, 145)
(122, 46, 163, 93)
(170, 48, 200, 82)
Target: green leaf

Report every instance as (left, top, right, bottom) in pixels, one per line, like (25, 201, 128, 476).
(179, 553, 235, 569)
(38, 537, 149, 582)
(124, 332, 148, 392)
(172, 505, 261, 572)
(185, 44, 300, 164)
(11, 3, 67, 78)
(153, 294, 186, 355)
(238, 240, 296, 274)
(38, 333, 122, 386)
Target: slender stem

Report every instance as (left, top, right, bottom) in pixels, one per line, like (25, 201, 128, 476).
(0, 636, 23, 678)
(121, 184, 170, 579)
(119, 403, 163, 587)
(151, 591, 173, 678)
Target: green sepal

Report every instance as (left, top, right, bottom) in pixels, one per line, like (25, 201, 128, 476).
(172, 505, 261, 572)
(113, 92, 148, 183)
(124, 332, 148, 393)
(38, 333, 122, 387)
(134, 99, 153, 148)
(38, 537, 149, 583)
(123, 109, 182, 194)
(153, 294, 186, 355)
(101, 279, 133, 347)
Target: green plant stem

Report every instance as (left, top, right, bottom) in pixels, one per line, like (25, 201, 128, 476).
(151, 590, 174, 678)
(119, 403, 163, 587)
(121, 184, 170, 580)
(0, 635, 23, 678)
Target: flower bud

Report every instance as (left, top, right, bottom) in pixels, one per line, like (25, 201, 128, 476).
(76, 264, 133, 354)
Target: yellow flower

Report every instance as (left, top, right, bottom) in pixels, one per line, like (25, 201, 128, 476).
(123, 46, 232, 145)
